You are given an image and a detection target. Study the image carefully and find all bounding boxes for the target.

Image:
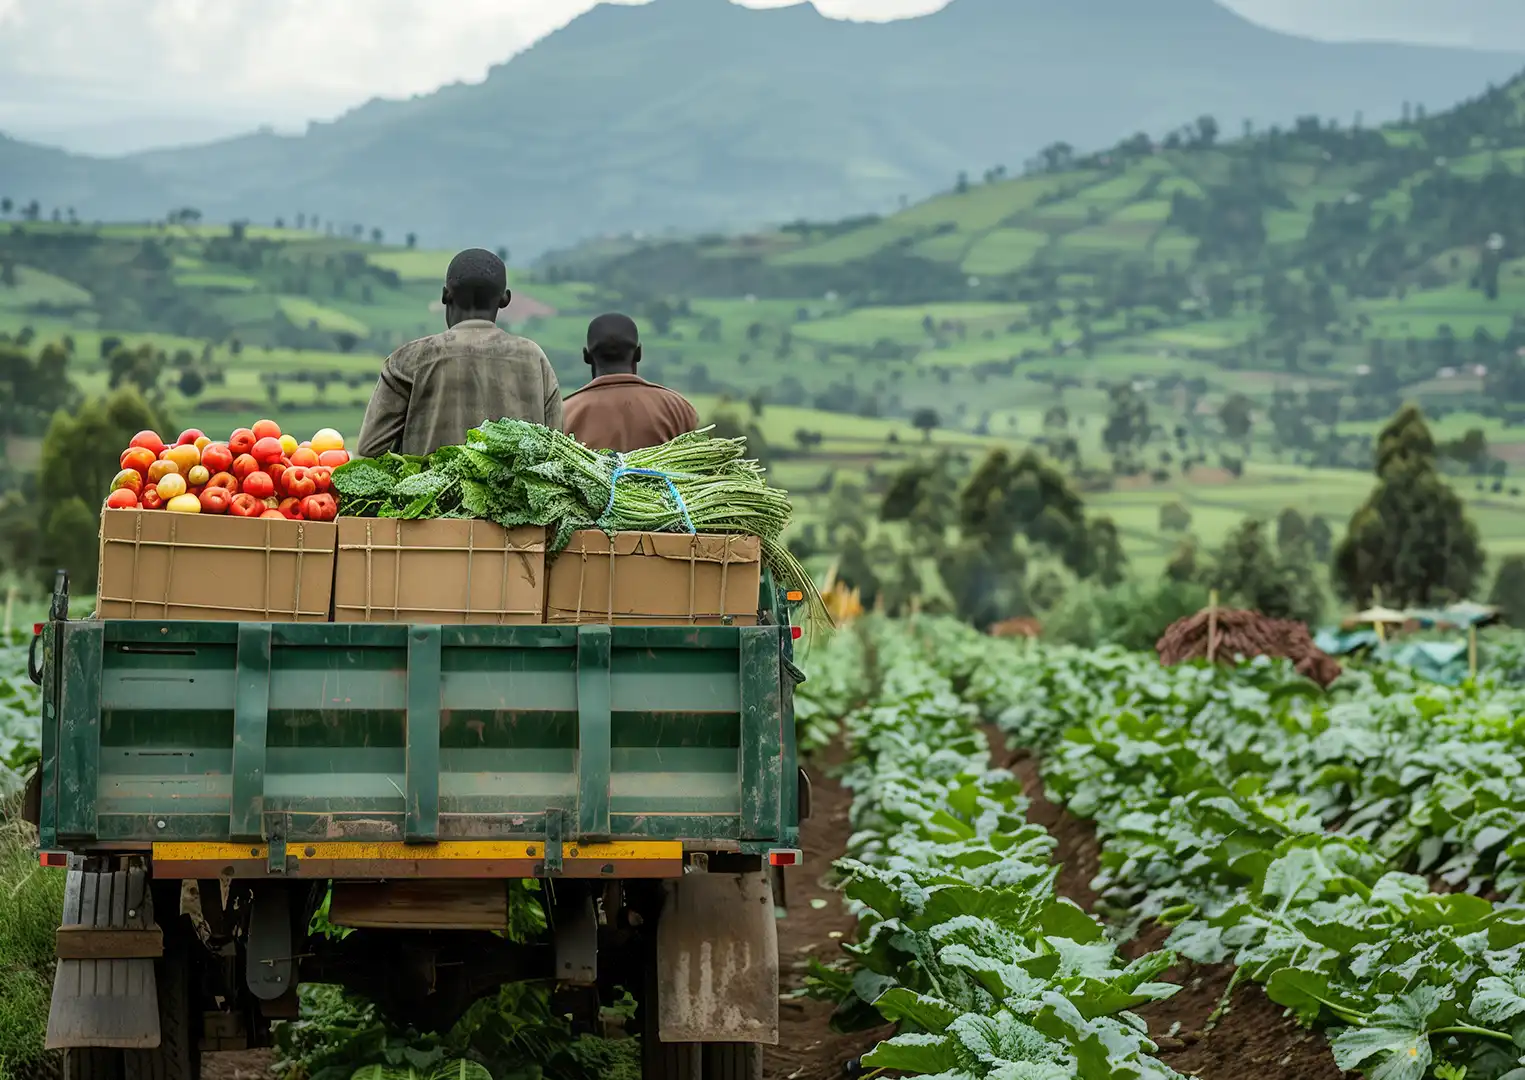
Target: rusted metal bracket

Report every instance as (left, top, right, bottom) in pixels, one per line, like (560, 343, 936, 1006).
(55, 925, 163, 961)
(264, 813, 287, 876)
(543, 809, 564, 876)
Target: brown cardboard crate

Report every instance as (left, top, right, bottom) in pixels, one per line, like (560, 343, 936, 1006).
(333, 518, 546, 624)
(545, 531, 761, 625)
(97, 509, 336, 621)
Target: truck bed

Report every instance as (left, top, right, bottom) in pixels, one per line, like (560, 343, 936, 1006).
(38, 619, 800, 878)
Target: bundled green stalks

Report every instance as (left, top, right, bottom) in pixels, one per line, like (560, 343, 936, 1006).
(332, 420, 826, 627)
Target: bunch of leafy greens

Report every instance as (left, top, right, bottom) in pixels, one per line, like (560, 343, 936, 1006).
(331, 420, 822, 619)
(801, 620, 1185, 1080)
(923, 618, 1525, 1080)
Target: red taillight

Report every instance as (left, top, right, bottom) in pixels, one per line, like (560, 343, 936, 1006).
(768, 848, 802, 867)
(39, 852, 68, 868)
(33, 623, 43, 635)
(790, 626, 802, 640)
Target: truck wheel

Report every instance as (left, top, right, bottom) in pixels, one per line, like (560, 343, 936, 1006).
(63, 1049, 124, 1080)
(703, 1042, 763, 1080)
(640, 941, 699, 1080)
(123, 910, 199, 1080)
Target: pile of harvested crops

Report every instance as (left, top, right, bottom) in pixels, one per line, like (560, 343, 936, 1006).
(1156, 606, 1342, 687)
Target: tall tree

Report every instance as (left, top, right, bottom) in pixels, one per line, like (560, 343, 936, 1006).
(1333, 406, 1485, 607)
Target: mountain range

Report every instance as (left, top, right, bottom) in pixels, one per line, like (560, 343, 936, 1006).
(5, 0, 1525, 257)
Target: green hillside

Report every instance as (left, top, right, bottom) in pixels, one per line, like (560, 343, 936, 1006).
(9, 69, 1525, 610)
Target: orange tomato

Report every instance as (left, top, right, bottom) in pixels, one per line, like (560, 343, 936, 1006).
(308, 466, 333, 494)
(105, 488, 139, 509)
(120, 446, 156, 474)
(289, 447, 319, 468)
(277, 497, 305, 520)
(241, 471, 276, 500)
(251, 437, 284, 465)
(176, 429, 205, 446)
(318, 449, 350, 468)
(252, 419, 282, 441)
(232, 454, 261, 481)
(147, 460, 180, 484)
(259, 509, 285, 520)
(206, 471, 239, 491)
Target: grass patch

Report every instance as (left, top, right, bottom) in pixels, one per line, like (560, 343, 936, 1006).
(0, 807, 66, 1080)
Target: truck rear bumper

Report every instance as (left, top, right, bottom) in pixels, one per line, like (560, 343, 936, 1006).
(148, 839, 686, 879)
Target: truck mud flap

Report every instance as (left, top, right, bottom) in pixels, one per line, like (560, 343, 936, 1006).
(46, 858, 162, 1050)
(656, 869, 778, 1045)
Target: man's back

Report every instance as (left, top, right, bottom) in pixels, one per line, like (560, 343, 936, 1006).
(357, 320, 564, 458)
(563, 374, 699, 453)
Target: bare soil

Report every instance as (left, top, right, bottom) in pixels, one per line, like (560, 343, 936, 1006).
(992, 736, 1348, 1080)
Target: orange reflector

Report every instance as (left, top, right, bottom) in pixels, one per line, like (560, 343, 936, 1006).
(32, 623, 43, 635)
(785, 590, 803, 602)
(39, 852, 68, 868)
(768, 848, 802, 867)
(790, 626, 803, 640)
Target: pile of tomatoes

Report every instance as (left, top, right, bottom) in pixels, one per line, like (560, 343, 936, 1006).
(107, 419, 351, 521)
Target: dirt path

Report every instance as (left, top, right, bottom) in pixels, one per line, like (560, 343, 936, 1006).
(202, 1049, 273, 1079)
(998, 743, 1347, 1080)
(766, 751, 892, 1080)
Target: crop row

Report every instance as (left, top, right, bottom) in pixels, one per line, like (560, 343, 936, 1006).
(917, 620, 1525, 1080)
(798, 623, 1187, 1080)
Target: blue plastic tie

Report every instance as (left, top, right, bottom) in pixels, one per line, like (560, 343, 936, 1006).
(601, 455, 696, 534)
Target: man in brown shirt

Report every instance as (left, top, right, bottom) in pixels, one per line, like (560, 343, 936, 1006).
(562, 313, 699, 452)
(356, 248, 563, 458)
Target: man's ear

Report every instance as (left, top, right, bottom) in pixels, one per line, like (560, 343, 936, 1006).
(583, 348, 594, 367)
(500, 290, 512, 311)
(633, 345, 643, 365)
(440, 286, 451, 306)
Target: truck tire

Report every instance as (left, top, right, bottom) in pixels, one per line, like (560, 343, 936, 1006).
(63, 1049, 124, 1080)
(702, 1042, 763, 1080)
(640, 939, 699, 1080)
(123, 911, 199, 1080)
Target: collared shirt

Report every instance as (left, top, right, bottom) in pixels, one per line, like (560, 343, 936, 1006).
(356, 320, 564, 458)
(562, 374, 700, 453)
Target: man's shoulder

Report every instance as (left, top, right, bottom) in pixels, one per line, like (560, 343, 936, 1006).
(399, 325, 548, 365)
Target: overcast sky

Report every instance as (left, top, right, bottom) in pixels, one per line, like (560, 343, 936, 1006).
(2, 0, 1522, 154)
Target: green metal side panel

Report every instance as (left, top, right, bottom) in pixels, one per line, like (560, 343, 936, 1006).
(576, 625, 612, 839)
(406, 626, 442, 843)
(48, 618, 797, 851)
(229, 624, 272, 841)
(56, 622, 104, 840)
(38, 621, 60, 848)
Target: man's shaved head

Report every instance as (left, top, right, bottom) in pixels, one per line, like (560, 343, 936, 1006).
(443, 248, 508, 314)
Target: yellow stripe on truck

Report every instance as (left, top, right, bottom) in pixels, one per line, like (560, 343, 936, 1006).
(152, 840, 682, 862)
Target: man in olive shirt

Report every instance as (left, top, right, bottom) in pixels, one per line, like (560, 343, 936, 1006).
(563, 314, 699, 452)
(357, 248, 563, 458)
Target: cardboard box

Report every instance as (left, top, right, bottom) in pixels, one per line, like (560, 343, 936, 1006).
(333, 518, 546, 624)
(97, 509, 337, 621)
(545, 531, 761, 625)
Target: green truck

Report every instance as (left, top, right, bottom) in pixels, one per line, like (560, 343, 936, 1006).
(28, 570, 809, 1080)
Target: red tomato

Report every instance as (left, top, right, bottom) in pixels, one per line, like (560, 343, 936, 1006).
(199, 487, 231, 514)
(267, 461, 288, 490)
(140, 486, 164, 511)
(120, 446, 156, 474)
(242, 471, 276, 499)
(229, 428, 256, 456)
(252, 419, 282, 441)
(176, 429, 205, 446)
(317, 449, 350, 468)
(105, 488, 139, 509)
(289, 447, 319, 468)
(251, 437, 284, 465)
(299, 493, 338, 523)
(111, 468, 144, 494)
(206, 471, 239, 491)
(277, 497, 305, 520)
(232, 454, 261, 481)
(259, 509, 285, 520)
(228, 493, 263, 517)
(308, 466, 333, 494)
(200, 443, 234, 474)
(282, 466, 317, 498)
(130, 430, 165, 456)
